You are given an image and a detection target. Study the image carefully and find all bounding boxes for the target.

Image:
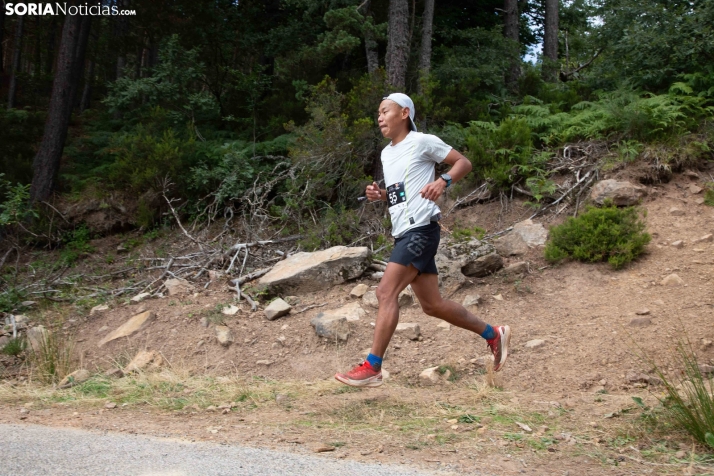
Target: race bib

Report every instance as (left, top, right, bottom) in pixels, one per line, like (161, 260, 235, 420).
(387, 182, 407, 209)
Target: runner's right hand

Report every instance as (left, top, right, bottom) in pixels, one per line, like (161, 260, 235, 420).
(366, 182, 381, 201)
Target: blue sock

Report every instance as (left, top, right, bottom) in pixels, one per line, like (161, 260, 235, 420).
(366, 353, 383, 370)
(480, 324, 496, 340)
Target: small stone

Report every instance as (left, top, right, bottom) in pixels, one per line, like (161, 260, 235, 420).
(264, 298, 291, 321)
(462, 295, 482, 307)
(670, 240, 684, 249)
(116, 243, 128, 253)
(419, 367, 441, 385)
(215, 326, 234, 347)
(629, 317, 652, 327)
(493, 294, 504, 301)
(222, 305, 239, 316)
(437, 322, 451, 331)
(370, 272, 384, 280)
(256, 360, 273, 366)
(314, 445, 335, 453)
(695, 198, 706, 205)
(397, 289, 414, 307)
(669, 207, 685, 216)
(58, 369, 91, 389)
(695, 234, 713, 243)
(130, 292, 151, 303)
(96, 325, 109, 334)
(123, 350, 164, 373)
(635, 309, 650, 315)
(515, 422, 533, 433)
(105, 402, 117, 409)
(675, 450, 686, 459)
(362, 291, 379, 309)
(98, 311, 156, 347)
(208, 270, 224, 281)
(525, 339, 545, 349)
(701, 339, 713, 350)
(199, 317, 209, 328)
(90, 304, 110, 316)
(394, 323, 421, 340)
(20, 301, 36, 308)
(661, 274, 684, 286)
(689, 185, 703, 194)
(503, 262, 529, 274)
(164, 278, 194, 296)
(350, 284, 369, 298)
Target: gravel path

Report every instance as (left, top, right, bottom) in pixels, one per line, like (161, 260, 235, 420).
(0, 423, 441, 476)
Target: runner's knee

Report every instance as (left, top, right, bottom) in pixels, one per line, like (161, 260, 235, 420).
(376, 285, 397, 304)
(420, 299, 442, 317)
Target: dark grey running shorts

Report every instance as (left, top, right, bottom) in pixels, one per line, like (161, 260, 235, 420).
(389, 222, 440, 275)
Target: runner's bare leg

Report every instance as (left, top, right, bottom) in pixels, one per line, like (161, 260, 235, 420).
(370, 262, 420, 357)
(409, 272, 488, 334)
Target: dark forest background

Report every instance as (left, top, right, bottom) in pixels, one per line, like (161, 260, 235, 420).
(0, 0, 713, 247)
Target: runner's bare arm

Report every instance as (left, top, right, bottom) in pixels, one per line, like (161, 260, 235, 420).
(419, 149, 472, 201)
(366, 182, 387, 201)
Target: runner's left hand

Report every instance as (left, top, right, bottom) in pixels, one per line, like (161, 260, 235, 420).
(419, 179, 446, 201)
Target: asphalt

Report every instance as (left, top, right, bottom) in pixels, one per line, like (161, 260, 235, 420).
(0, 423, 438, 476)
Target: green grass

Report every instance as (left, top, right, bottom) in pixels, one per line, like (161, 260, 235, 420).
(1, 337, 26, 356)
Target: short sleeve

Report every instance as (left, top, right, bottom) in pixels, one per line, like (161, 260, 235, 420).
(420, 134, 452, 163)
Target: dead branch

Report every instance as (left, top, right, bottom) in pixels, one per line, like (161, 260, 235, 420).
(142, 257, 175, 293)
(0, 247, 18, 270)
(293, 303, 327, 314)
(446, 183, 490, 216)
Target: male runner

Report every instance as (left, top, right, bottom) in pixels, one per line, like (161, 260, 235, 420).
(335, 93, 511, 387)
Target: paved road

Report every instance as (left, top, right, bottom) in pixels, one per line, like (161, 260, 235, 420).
(0, 424, 438, 476)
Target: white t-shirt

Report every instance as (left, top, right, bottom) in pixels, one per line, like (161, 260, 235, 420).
(381, 131, 453, 238)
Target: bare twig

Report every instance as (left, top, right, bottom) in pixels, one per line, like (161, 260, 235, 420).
(293, 303, 327, 314)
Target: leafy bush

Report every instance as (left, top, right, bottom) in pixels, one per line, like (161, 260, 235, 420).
(544, 204, 651, 269)
(705, 183, 714, 207)
(298, 207, 363, 251)
(60, 225, 95, 265)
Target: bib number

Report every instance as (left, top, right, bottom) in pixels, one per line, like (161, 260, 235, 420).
(387, 182, 407, 209)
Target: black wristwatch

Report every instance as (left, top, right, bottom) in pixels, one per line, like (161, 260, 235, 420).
(440, 173, 452, 188)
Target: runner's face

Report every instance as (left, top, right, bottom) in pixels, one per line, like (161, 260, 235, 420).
(377, 100, 409, 139)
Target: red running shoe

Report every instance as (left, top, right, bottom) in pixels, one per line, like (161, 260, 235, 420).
(486, 325, 511, 372)
(335, 361, 383, 387)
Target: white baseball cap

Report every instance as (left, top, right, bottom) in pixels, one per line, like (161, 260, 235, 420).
(383, 93, 417, 132)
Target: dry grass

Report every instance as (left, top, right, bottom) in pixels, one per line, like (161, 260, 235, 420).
(28, 331, 76, 385)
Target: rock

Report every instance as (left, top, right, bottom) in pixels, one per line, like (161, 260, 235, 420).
(58, 369, 91, 389)
(0, 336, 9, 348)
(20, 301, 36, 308)
(525, 339, 545, 349)
(104, 368, 124, 378)
(503, 261, 529, 274)
(130, 292, 151, 303)
(589, 179, 646, 206)
(494, 233, 530, 256)
(462, 295, 482, 307)
(695, 198, 706, 205)
(419, 367, 442, 385)
(635, 309, 651, 315)
(370, 272, 384, 280)
(164, 278, 194, 296)
(689, 185, 703, 194)
(311, 311, 351, 342)
(661, 274, 684, 286)
(493, 294, 504, 301)
(208, 270, 224, 281)
(350, 284, 369, 298)
(96, 325, 109, 334)
(670, 240, 684, 249)
(116, 243, 128, 253)
(461, 252, 504, 277)
(123, 350, 164, 373)
(264, 298, 292, 321)
(256, 360, 273, 366)
(669, 207, 685, 216)
(26, 326, 50, 353)
(98, 311, 155, 347)
(701, 339, 713, 350)
(512, 220, 549, 246)
(258, 246, 371, 294)
(437, 322, 451, 331)
(395, 323, 421, 340)
(362, 291, 379, 309)
(516, 422, 533, 433)
(89, 304, 109, 316)
(436, 239, 495, 288)
(199, 317, 209, 328)
(314, 445, 335, 453)
(629, 317, 652, 327)
(105, 402, 117, 409)
(695, 234, 713, 243)
(222, 305, 240, 316)
(398, 289, 414, 307)
(215, 326, 234, 347)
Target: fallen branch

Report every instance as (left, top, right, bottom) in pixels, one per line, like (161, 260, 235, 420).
(142, 257, 175, 293)
(446, 183, 489, 216)
(293, 303, 327, 314)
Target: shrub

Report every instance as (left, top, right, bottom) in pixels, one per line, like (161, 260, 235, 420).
(1, 337, 26, 356)
(29, 330, 75, 385)
(544, 204, 651, 269)
(704, 183, 714, 207)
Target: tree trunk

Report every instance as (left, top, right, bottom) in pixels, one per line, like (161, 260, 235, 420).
(8, 16, 24, 109)
(30, 13, 82, 203)
(417, 0, 434, 93)
(504, 0, 520, 91)
(362, 0, 379, 74)
(386, 0, 409, 90)
(45, 16, 58, 76)
(80, 19, 101, 112)
(0, 5, 6, 73)
(70, 15, 92, 111)
(542, 0, 559, 82)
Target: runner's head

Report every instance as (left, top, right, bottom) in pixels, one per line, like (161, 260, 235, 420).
(379, 93, 417, 139)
